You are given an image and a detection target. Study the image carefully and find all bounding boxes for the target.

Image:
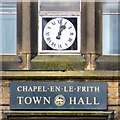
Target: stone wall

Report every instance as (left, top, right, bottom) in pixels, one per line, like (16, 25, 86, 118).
(0, 71, 120, 120)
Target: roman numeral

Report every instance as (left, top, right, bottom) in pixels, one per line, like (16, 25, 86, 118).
(65, 43, 68, 46)
(51, 21, 56, 25)
(68, 38, 73, 42)
(46, 32, 50, 36)
(68, 26, 72, 29)
(70, 32, 74, 35)
(51, 42, 56, 47)
(58, 19, 62, 24)
(47, 37, 51, 43)
(58, 44, 62, 49)
(47, 26, 51, 29)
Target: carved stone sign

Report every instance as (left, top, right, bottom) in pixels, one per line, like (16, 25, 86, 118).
(10, 82, 107, 110)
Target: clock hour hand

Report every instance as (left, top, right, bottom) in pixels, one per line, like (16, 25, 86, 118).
(56, 22, 66, 40)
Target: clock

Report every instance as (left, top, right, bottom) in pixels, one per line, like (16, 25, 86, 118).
(43, 17, 76, 50)
(38, 16, 80, 54)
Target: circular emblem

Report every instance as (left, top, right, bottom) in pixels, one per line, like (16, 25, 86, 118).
(54, 95, 66, 107)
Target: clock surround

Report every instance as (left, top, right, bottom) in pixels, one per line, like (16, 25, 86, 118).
(38, 16, 80, 55)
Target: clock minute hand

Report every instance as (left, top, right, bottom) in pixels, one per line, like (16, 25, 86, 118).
(56, 19, 63, 39)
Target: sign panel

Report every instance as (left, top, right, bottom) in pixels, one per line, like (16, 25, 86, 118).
(10, 82, 107, 110)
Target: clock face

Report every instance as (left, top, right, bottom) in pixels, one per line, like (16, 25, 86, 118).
(43, 17, 76, 50)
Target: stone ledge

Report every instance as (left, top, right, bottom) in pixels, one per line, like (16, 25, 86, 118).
(0, 71, 119, 81)
(3, 110, 114, 118)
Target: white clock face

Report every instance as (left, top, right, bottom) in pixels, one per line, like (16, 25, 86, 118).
(43, 18, 76, 50)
